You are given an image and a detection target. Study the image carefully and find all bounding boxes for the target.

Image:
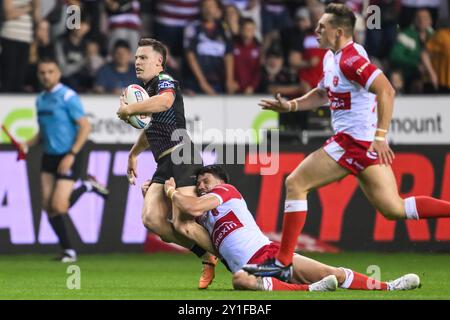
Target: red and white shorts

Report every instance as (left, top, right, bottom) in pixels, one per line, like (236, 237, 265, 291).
(247, 242, 280, 264)
(323, 132, 379, 175)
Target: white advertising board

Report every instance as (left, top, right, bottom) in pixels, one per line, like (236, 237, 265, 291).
(0, 94, 449, 145)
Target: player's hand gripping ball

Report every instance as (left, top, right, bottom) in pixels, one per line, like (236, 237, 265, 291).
(122, 84, 152, 129)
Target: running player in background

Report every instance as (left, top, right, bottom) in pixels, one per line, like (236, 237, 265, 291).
(20, 58, 109, 262)
(244, 3, 450, 282)
(156, 165, 420, 292)
(116, 38, 217, 289)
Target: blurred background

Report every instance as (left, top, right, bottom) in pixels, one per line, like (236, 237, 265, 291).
(0, 0, 449, 255)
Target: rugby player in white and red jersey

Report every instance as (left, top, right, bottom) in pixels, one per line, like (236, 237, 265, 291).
(243, 3, 450, 282)
(155, 165, 420, 292)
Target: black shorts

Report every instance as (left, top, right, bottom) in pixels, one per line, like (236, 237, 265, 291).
(151, 144, 203, 188)
(41, 148, 87, 181)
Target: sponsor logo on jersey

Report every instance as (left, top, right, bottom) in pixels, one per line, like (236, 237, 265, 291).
(345, 55, 360, 67)
(158, 80, 175, 90)
(327, 90, 351, 110)
(356, 62, 369, 76)
(366, 151, 378, 159)
(212, 211, 243, 249)
(211, 208, 220, 216)
(353, 161, 364, 170)
(158, 74, 174, 81)
(333, 76, 339, 87)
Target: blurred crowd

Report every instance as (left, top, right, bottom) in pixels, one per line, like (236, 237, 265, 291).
(0, 0, 450, 97)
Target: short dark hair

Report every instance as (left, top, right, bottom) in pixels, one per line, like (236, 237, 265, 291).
(240, 17, 255, 27)
(37, 57, 60, 68)
(325, 3, 356, 35)
(113, 39, 131, 51)
(138, 38, 167, 68)
(195, 165, 230, 183)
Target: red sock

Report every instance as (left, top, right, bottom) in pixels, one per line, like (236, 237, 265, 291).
(340, 268, 388, 290)
(270, 278, 309, 291)
(407, 196, 450, 219)
(276, 200, 308, 266)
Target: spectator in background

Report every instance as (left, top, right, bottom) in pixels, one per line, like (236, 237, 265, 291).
(390, 8, 437, 93)
(239, 0, 263, 42)
(24, 19, 55, 92)
(46, 0, 81, 42)
(224, 4, 241, 40)
(84, 41, 105, 91)
(426, 25, 450, 93)
(399, 0, 441, 29)
(389, 70, 405, 95)
(222, 0, 250, 11)
(259, 45, 309, 131)
(233, 18, 261, 95)
(105, 0, 141, 54)
(1, 0, 40, 92)
(153, 0, 201, 59)
(286, 6, 327, 92)
(93, 40, 137, 94)
(259, 45, 304, 98)
(184, 0, 236, 94)
(55, 16, 91, 92)
(364, 0, 400, 60)
(261, 0, 292, 38)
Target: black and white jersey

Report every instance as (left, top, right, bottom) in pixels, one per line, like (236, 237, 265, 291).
(143, 72, 187, 160)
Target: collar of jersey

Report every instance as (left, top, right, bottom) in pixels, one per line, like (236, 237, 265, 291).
(145, 72, 164, 87)
(333, 40, 354, 55)
(46, 83, 63, 94)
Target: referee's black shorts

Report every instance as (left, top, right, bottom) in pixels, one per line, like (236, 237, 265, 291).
(151, 144, 203, 188)
(41, 147, 87, 181)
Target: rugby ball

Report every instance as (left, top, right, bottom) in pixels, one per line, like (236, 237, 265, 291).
(123, 84, 152, 129)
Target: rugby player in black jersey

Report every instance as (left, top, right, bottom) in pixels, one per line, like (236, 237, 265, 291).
(116, 38, 217, 289)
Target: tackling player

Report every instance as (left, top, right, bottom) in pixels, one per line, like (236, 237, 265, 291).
(244, 3, 450, 281)
(116, 38, 217, 289)
(156, 165, 420, 292)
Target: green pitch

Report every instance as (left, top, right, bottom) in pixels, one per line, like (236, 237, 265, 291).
(1, 252, 449, 300)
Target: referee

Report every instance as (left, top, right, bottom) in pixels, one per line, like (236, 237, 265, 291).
(21, 58, 108, 262)
(117, 38, 218, 289)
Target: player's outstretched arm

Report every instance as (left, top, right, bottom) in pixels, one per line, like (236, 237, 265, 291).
(164, 178, 220, 216)
(259, 88, 328, 113)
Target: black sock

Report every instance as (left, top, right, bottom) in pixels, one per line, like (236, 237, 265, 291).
(69, 185, 87, 208)
(190, 244, 207, 258)
(48, 215, 73, 250)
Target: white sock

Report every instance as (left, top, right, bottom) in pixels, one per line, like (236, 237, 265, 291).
(83, 181, 93, 192)
(339, 267, 354, 288)
(284, 200, 308, 213)
(262, 277, 273, 291)
(64, 249, 77, 257)
(404, 197, 419, 220)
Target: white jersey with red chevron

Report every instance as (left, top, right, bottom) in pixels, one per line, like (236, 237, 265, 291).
(318, 41, 382, 141)
(197, 184, 271, 273)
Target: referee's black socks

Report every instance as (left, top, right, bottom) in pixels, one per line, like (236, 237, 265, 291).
(69, 185, 88, 208)
(48, 215, 73, 251)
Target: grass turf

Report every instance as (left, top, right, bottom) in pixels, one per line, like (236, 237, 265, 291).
(0, 252, 449, 300)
